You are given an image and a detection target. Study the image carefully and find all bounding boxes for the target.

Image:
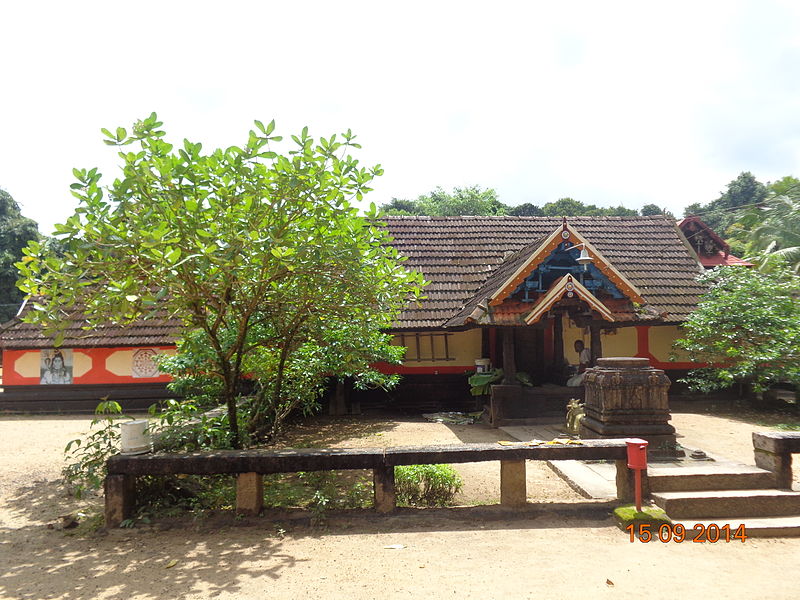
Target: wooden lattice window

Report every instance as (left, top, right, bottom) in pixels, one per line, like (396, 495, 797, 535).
(393, 332, 453, 362)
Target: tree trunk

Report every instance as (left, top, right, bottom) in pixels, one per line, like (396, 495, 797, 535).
(226, 391, 241, 449)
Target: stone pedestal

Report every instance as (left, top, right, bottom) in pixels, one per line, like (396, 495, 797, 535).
(579, 357, 682, 456)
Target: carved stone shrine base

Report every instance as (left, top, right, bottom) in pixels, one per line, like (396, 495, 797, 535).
(579, 357, 683, 457)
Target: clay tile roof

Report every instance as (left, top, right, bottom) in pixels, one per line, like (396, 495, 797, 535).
(0, 215, 708, 348)
(697, 251, 753, 267)
(0, 300, 180, 350)
(384, 215, 707, 329)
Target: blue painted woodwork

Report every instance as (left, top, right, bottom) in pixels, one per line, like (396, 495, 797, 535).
(512, 242, 625, 302)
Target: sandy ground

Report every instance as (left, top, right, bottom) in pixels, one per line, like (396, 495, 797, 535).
(2, 406, 800, 600)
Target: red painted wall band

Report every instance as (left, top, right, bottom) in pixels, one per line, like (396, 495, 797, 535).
(2, 347, 174, 386)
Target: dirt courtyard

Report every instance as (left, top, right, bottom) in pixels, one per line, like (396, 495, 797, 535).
(1, 403, 800, 600)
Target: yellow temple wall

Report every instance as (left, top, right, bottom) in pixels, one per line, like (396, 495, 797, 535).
(391, 329, 482, 369)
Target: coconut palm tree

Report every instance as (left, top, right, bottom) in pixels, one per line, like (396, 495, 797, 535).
(746, 194, 800, 273)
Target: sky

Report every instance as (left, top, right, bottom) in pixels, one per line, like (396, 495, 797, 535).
(1, 1, 799, 235)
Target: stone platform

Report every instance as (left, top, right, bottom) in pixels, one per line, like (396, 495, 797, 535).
(500, 422, 787, 499)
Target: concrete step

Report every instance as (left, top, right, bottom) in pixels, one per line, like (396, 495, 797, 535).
(652, 489, 800, 519)
(670, 516, 800, 539)
(648, 465, 776, 492)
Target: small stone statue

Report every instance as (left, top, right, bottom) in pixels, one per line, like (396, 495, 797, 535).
(565, 398, 585, 435)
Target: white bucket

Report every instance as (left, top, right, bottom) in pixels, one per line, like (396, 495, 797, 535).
(120, 420, 152, 455)
(474, 358, 492, 373)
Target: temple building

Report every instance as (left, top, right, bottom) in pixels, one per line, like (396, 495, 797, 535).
(363, 215, 711, 413)
(0, 214, 731, 413)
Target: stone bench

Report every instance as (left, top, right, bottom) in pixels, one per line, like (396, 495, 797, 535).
(104, 440, 639, 527)
(753, 432, 800, 489)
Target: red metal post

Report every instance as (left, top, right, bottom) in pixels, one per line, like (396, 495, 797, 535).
(626, 439, 648, 512)
(634, 469, 642, 512)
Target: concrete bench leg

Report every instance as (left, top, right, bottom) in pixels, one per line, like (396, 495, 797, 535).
(105, 474, 136, 528)
(373, 466, 396, 513)
(754, 449, 793, 489)
(236, 472, 264, 516)
(500, 460, 526, 507)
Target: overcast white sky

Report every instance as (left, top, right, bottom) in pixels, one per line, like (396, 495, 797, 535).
(2, 1, 799, 235)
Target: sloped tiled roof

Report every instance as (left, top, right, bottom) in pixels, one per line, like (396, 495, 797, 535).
(695, 251, 753, 267)
(0, 301, 180, 349)
(384, 215, 706, 329)
(0, 215, 708, 349)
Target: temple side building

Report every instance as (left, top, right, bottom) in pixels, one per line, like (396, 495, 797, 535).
(677, 216, 752, 268)
(0, 308, 180, 411)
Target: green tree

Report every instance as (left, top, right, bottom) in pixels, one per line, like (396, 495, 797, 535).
(719, 171, 768, 210)
(674, 266, 800, 393)
(384, 190, 641, 218)
(640, 203, 663, 216)
(684, 172, 769, 233)
(640, 203, 674, 218)
(744, 194, 800, 273)
(381, 198, 420, 215)
(507, 202, 544, 217)
(17, 114, 424, 447)
(0, 189, 39, 322)
(604, 205, 639, 217)
(541, 197, 596, 216)
(767, 175, 800, 197)
(381, 185, 506, 216)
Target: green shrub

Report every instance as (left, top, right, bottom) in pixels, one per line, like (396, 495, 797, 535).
(63, 400, 131, 497)
(395, 464, 463, 507)
(468, 369, 503, 396)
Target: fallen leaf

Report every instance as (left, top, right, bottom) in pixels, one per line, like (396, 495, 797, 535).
(165, 559, 179, 569)
(606, 579, 615, 587)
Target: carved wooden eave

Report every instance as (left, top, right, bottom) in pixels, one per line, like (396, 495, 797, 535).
(524, 274, 615, 324)
(488, 221, 644, 307)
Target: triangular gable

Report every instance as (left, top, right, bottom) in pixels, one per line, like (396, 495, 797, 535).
(678, 216, 731, 256)
(489, 221, 644, 306)
(524, 275, 615, 324)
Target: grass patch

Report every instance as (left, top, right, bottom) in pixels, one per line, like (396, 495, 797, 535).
(773, 423, 800, 431)
(120, 470, 375, 527)
(263, 470, 373, 511)
(395, 464, 463, 507)
(614, 504, 671, 527)
(62, 511, 105, 537)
